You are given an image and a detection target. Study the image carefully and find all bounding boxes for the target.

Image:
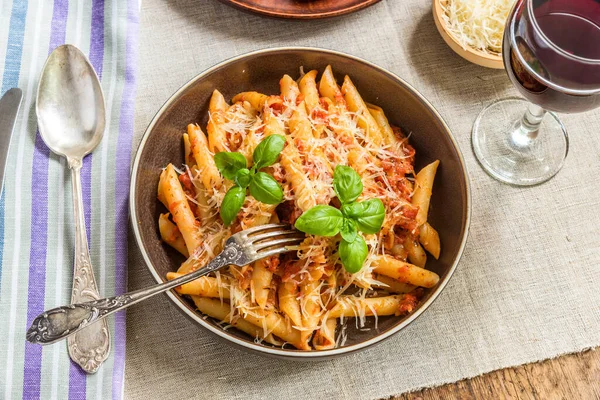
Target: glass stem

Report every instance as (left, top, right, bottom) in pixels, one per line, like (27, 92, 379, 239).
(509, 103, 547, 150)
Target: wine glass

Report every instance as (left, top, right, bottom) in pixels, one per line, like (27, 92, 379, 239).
(472, 0, 600, 186)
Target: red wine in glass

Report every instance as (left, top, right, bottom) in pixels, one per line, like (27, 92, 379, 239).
(472, 0, 600, 186)
(505, 0, 600, 113)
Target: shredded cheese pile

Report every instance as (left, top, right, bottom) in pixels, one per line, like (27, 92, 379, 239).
(441, 0, 515, 54)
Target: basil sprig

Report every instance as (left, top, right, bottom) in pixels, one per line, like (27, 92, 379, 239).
(220, 186, 246, 227)
(294, 205, 344, 237)
(342, 199, 385, 234)
(333, 165, 363, 204)
(339, 218, 358, 243)
(252, 134, 286, 170)
(214, 152, 247, 180)
(339, 234, 368, 274)
(215, 135, 286, 225)
(294, 165, 385, 273)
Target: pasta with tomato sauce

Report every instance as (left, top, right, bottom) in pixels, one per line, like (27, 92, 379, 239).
(158, 66, 441, 350)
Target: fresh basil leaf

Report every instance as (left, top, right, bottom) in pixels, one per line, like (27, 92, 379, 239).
(339, 234, 368, 273)
(354, 198, 385, 234)
(249, 172, 283, 205)
(214, 152, 247, 180)
(234, 168, 252, 188)
(252, 134, 286, 170)
(220, 186, 246, 226)
(339, 218, 358, 243)
(341, 202, 365, 219)
(294, 205, 344, 236)
(333, 165, 363, 204)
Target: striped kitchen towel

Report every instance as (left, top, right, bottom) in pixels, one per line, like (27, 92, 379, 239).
(0, 1, 139, 399)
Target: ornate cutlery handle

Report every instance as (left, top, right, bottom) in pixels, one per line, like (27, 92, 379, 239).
(27, 294, 132, 346)
(26, 241, 242, 346)
(66, 159, 110, 373)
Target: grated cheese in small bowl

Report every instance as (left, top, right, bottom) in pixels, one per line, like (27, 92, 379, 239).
(440, 0, 515, 54)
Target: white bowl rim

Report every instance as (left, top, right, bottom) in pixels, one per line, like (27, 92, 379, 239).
(129, 46, 472, 358)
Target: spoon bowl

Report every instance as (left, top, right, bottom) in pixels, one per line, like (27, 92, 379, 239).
(36, 44, 105, 161)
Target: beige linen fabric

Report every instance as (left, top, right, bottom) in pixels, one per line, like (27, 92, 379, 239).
(125, 0, 600, 398)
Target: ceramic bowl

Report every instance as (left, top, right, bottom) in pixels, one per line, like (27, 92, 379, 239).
(130, 47, 471, 359)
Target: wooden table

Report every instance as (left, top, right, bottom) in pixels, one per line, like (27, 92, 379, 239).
(395, 348, 599, 399)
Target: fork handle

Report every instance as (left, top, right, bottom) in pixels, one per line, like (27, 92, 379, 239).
(26, 241, 244, 345)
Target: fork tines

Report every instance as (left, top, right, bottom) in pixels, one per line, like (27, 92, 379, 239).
(238, 223, 289, 236)
(236, 224, 305, 259)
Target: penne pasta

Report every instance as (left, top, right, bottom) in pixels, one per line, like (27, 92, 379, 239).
(347, 148, 378, 196)
(239, 201, 277, 229)
(187, 123, 222, 191)
(280, 74, 300, 103)
(289, 100, 313, 142)
(373, 274, 417, 294)
(300, 280, 322, 344)
(313, 318, 336, 350)
(263, 96, 286, 137)
(318, 65, 343, 104)
(372, 255, 440, 288)
(328, 295, 401, 319)
(239, 306, 307, 350)
(280, 143, 317, 211)
(282, 100, 333, 208)
(298, 70, 320, 114)
(231, 91, 268, 111)
(412, 160, 440, 227)
(313, 271, 338, 350)
(321, 269, 337, 307)
(237, 127, 261, 165)
(406, 237, 427, 268)
(278, 281, 303, 328)
(207, 89, 230, 153)
(167, 272, 230, 298)
(341, 75, 383, 146)
(251, 259, 273, 309)
(193, 185, 216, 225)
(330, 293, 422, 319)
(159, 164, 202, 254)
(191, 296, 280, 346)
(183, 133, 195, 168)
(367, 104, 399, 147)
(158, 213, 189, 257)
(419, 222, 441, 259)
(157, 181, 168, 209)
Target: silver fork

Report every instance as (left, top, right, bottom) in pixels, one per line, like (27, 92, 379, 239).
(26, 224, 304, 345)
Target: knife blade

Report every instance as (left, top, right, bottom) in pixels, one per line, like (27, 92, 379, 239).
(0, 88, 22, 194)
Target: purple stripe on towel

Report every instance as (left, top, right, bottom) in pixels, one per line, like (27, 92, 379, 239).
(22, 0, 68, 398)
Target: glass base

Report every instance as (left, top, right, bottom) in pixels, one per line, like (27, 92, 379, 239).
(472, 98, 569, 186)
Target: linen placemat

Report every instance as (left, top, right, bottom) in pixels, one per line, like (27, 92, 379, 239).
(0, 1, 139, 399)
(125, 0, 600, 398)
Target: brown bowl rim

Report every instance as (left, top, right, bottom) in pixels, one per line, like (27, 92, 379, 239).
(217, 0, 382, 19)
(129, 46, 471, 359)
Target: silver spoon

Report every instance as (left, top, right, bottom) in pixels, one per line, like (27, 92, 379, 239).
(36, 44, 110, 374)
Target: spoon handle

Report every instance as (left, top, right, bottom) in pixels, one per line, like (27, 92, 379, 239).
(66, 159, 110, 374)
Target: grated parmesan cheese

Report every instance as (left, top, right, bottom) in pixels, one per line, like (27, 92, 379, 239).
(441, 0, 515, 54)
